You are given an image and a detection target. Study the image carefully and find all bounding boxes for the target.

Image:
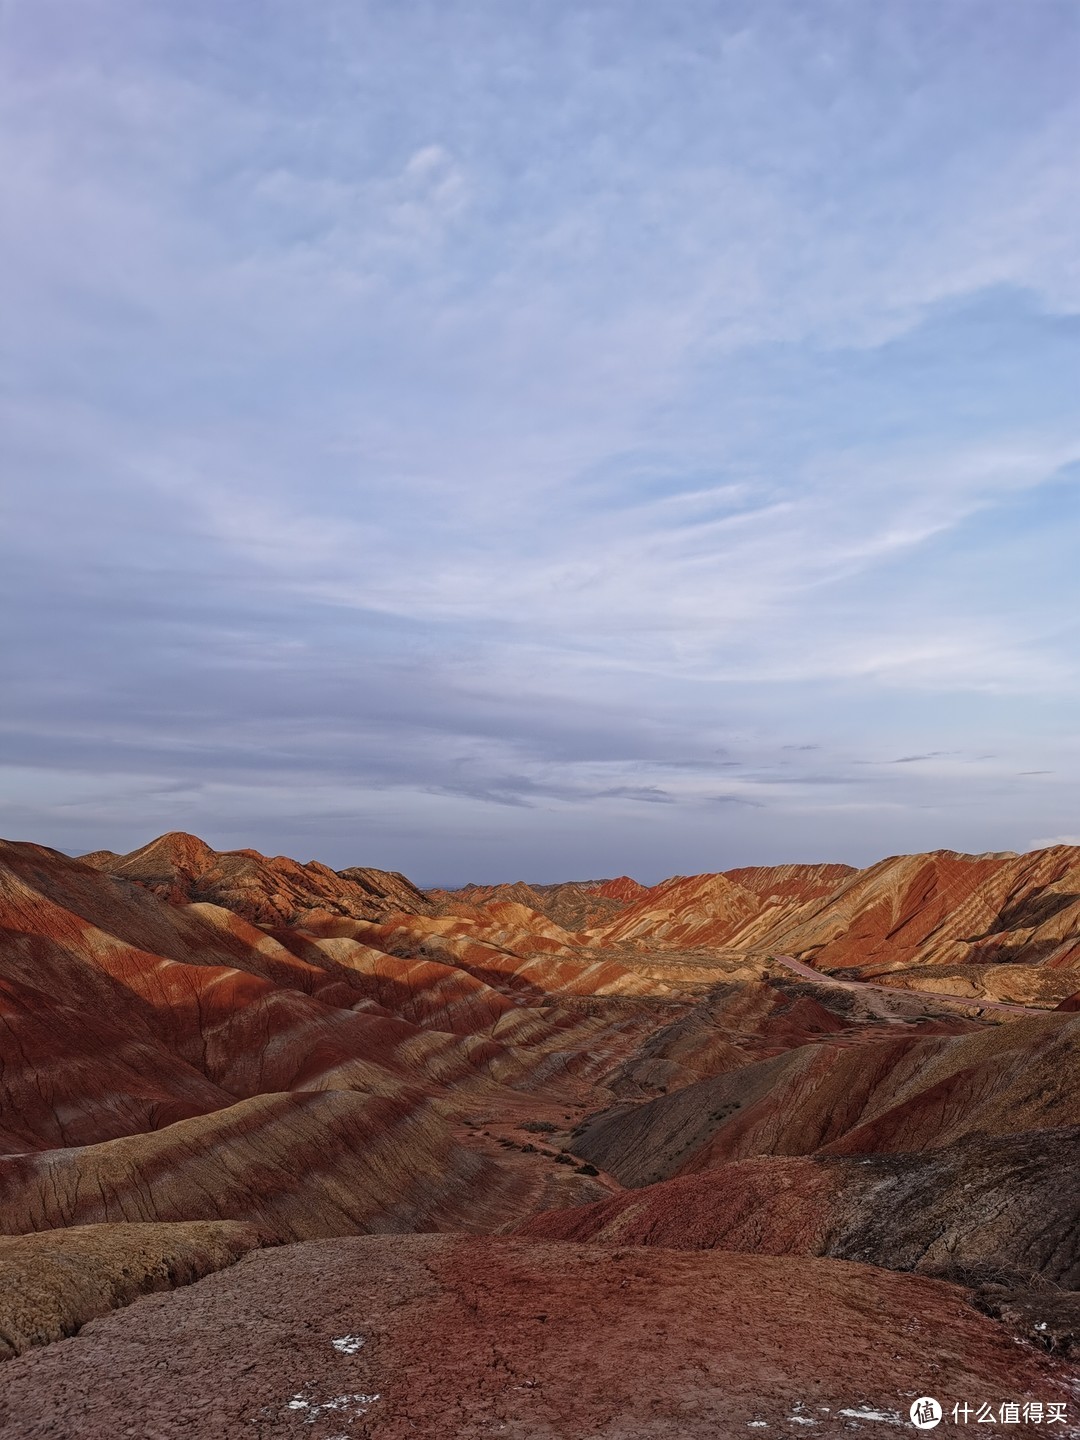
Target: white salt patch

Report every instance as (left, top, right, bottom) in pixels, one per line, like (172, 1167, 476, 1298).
(838, 1408, 901, 1424)
(789, 1419, 818, 1426)
(331, 1334, 367, 1354)
(286, 1391, 380, 1424)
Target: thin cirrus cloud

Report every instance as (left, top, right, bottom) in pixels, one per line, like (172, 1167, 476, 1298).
(2, 0, 1079, 881)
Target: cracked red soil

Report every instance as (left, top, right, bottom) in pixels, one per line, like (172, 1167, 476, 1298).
(2, 1235, 1078, 1440)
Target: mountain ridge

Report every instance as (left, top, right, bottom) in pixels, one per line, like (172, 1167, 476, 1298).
(4, 829, 1080, 1432)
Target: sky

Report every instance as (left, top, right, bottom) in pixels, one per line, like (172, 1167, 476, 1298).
(3, 0, 1080, 884)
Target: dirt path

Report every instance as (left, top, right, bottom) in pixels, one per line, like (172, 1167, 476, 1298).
(773, 954, 1047, 1016)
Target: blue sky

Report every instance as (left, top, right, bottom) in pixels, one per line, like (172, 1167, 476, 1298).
(3, 1, 1080, 882)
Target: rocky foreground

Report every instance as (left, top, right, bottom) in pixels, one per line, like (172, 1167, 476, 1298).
(1, 832, 1080, 1436)
(6, 1236, 1078, 1440)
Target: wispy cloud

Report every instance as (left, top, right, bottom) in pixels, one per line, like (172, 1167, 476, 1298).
(2, 2, 1079, 879)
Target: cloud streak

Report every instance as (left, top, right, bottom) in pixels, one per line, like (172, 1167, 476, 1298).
(2, 1, 1079, 879)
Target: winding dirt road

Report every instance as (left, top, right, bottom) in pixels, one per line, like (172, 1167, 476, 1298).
(773, 954, 1047, 1016)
